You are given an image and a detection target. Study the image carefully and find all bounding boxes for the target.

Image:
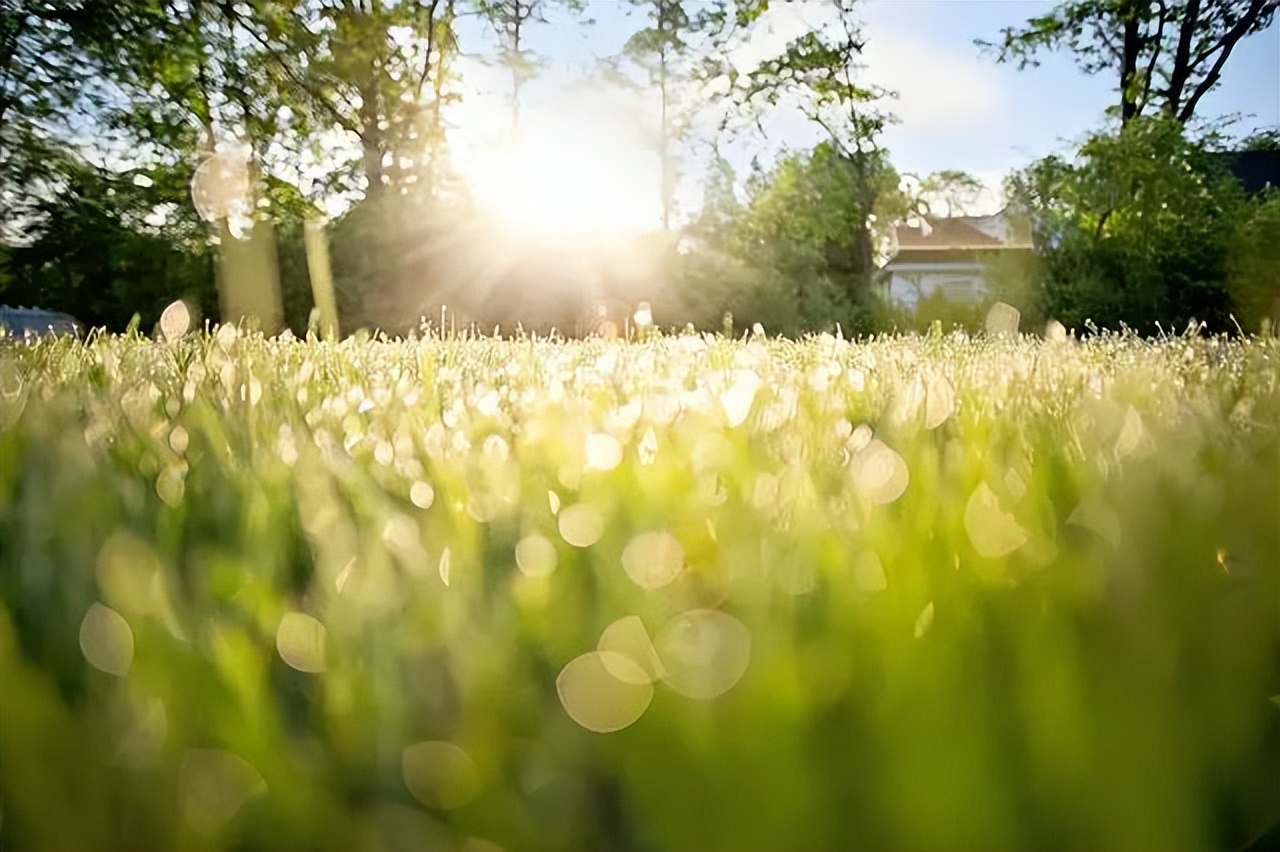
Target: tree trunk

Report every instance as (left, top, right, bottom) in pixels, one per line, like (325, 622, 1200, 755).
(658, 2, 671, 232)
(1165, 0, 1200, 118)
(512, 6, 523, 135)
(360, 76, 385, 197)
(846, 165, 878, 306)
(425, 0, 454, 196)
(1119, 0, 1143, 124)
(358, 0, 386, 201)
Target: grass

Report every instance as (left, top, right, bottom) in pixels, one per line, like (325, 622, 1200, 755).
(0, 324, 1277, 852)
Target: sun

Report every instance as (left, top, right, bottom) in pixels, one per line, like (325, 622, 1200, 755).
(460, 112, 662, 245)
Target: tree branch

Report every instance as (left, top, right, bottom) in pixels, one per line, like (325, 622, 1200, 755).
(223, 1, 363, 137)
(1165, 0, 1200, 114)
(1119, 1, 1142, 124)
(1095, 23, 1122, 63)
(1138, 0, 1167, 117)
(413, 0, 444, 102)
(806, 109, 851, 159)
(1179, 0, 1270, 122)
(1092, 208, 1112, 242)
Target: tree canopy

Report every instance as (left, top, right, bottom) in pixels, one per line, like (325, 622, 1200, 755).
(1, 0, 1276, 337)
(981, 0, 1278, 125)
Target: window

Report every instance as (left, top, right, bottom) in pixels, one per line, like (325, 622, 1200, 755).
(937, 277, 983, 303)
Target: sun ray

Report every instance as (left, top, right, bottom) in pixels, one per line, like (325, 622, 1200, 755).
(457, 110, 662, 246)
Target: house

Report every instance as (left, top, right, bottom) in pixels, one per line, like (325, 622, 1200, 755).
(878, 210, 1033, 309)
(0, 305, 82, 338)
(1213, 149, 1280, 196)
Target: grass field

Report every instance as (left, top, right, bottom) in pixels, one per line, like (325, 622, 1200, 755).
(1, 325, 1278, 852)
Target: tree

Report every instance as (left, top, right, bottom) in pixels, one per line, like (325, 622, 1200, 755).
(215, 2, 467, 332)
(685, 152, 742, 247)
(665, 142, 912, 335)
(1007, 115, 1252, 330)
(475, 0, 584, 135)
(2, 1, 476, 334)
(734, 0, 894, 306)
(0, 158, 218, 331)
(1226, 193, 1280, 333)
(622, 0, 701, 232)
(76, 0, 295, 330)
(980, 0, 1279, 126)
(224, 1, 458, 201)
(917, 170, 987, 218)
(0, 2, 239, 326)
(0, 2, 129, 241)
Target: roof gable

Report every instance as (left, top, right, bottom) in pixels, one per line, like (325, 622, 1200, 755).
(895, 217, 1004, 249)
(884, 210, 1033, 271)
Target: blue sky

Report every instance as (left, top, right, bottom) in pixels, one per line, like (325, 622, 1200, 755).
(858, 1, 1279, 179)
(452, 0, 1280, 216)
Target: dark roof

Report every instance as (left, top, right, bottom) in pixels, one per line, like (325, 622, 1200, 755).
(1214, 150, 1280, 195)
(883, 211, 1034, 271)
(895, 217, 1004, 249)
(0, 306, 82, 337)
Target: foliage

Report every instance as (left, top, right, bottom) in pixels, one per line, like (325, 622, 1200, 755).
(5, 0, 1276, 339)
(0, 2, 129, 238)
(475, 0, 584, 132)
(872, 291, 997, 336)
(736, 143, 920, 333)
(0, 159, 218, 332)
(0, 328, 1277, 851)
(1239, 127, 1280, 151)
(730, 0, 897, 309)
(978, 244, 1049, 328)
(1226, 193, 1280, 333)
(979, 0, 1278, 125)
(917, 169, 987, 218)
(653, 146, 875, 338)
(229, 0, 460, 198)
(1007, 115, 1256, 332)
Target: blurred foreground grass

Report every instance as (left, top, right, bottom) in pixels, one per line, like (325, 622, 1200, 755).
(0, 326, 1277, 852)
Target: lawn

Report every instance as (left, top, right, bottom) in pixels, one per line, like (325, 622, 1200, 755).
(1, 325, 1277, 851)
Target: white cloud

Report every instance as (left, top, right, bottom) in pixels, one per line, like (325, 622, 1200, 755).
(863, 35, 1009, 132)
(726, 2, 838, 74)
(715, 3, 1010, 161)
(720, 2, 1007, 134)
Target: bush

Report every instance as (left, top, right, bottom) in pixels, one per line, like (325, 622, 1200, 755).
(1009, 117, 1257, 333)
(1227, 193, 1280, 334)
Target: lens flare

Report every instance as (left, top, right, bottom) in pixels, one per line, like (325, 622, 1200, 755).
(276, 612, 327, 673)
(557, 651, 654, 732)
(402, 741, 482, 810)
(558, 503, 605, 548)
(965, 482, 1028, 558)
(461, 112, 660, 244)
(655, 609, 751, 700)
(80, 603, 134, 676)
(621, 530, 685, 591)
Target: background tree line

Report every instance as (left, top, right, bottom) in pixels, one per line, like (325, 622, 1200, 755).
(1, 0, 1276, 338)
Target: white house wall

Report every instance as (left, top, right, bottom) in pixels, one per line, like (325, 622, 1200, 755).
(884, 266, 989, 309)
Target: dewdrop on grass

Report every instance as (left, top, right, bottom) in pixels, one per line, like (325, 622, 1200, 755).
(557, 651, 654, 733)
(558, 503, 604, 548)
(621, 530, 684, 590)
(964, 483, 1028, 558)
